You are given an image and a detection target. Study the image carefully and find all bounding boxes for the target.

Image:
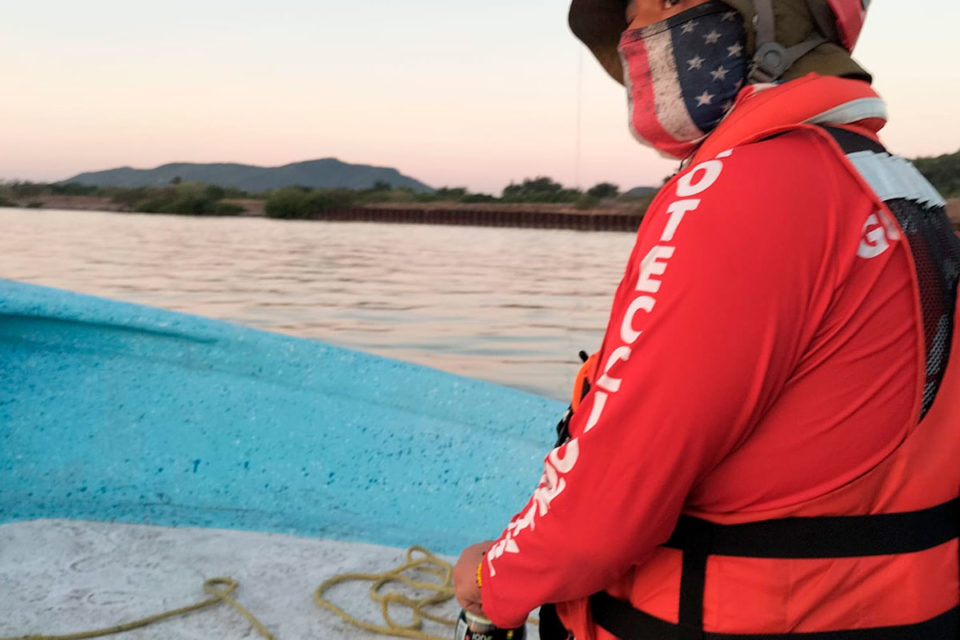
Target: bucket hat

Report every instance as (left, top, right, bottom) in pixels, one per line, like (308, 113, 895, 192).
(568, 0, 869, 85)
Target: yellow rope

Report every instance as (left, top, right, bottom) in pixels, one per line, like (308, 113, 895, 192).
(314, 545, 458, 640)
(1, 577, 276, 640)
(1, 546, 534, 640)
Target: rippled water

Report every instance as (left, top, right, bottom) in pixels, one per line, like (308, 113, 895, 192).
(0, 208, 637, 399)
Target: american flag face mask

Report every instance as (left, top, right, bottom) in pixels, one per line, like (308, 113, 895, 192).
(619, 1, 747, 159)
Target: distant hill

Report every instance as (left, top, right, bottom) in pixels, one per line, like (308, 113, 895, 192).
(625, 186, 659, 198)
(64, 159, 434, 194)
(915, 148, 960, 198)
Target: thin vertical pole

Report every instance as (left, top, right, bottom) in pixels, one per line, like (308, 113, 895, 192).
(575, 47, 584, 190)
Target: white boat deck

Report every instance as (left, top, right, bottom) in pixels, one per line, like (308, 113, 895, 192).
(1, 520, 536, 640)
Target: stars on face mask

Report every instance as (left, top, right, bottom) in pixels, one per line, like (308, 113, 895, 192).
(665, 6, 747, 128)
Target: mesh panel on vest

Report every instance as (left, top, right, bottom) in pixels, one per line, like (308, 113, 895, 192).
(822, 126, 960, 420)
(885, 198, 960, 417)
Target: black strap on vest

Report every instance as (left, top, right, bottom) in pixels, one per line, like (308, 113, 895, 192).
(591, 498, 960, 640)
(820, 125, 886, 155)
(539, 604, 574, 640)
(664, 497, 960, 558)
(591, 593, 960, 640)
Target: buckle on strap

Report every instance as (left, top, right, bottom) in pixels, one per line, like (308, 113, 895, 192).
(748, 35, 829, 84)
(749, 42, 791, 84)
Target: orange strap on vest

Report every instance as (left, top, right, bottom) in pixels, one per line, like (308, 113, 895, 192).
(570, 351, 599, 412)
(553, 351, 601, 449)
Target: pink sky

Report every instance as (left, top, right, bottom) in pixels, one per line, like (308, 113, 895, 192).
(2, 1, 958, 194)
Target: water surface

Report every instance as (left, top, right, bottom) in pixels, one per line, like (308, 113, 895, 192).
(0, 208, 637, 399)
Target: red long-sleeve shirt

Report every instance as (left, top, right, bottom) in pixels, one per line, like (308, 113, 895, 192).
(480, 114, 918, 629)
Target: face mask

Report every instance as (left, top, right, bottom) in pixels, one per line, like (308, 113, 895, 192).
(619, 1, 747, 159)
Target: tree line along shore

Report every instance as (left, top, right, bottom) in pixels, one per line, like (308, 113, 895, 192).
(2, 148, 958, 229)
(0, 178, 657, 220)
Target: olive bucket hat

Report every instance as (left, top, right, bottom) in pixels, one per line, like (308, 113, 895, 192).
(568, 0, 870, 86)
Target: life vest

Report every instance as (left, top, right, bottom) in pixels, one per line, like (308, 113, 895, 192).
(581, 126, 960, 640)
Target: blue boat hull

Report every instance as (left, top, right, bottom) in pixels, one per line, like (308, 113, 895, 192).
(0, 279, 563, 554)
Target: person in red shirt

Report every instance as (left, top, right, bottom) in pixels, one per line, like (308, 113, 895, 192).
(455, 1, 960, 639)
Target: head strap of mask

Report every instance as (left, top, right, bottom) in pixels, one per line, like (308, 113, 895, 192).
(748, 0, 836, 83)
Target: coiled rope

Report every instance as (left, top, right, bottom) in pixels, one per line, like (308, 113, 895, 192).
(314, 545, 459, 640)
(1, 546, 531, 640)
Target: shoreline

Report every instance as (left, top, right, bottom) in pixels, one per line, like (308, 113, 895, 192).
(7, 195, 959, 232)
(5, 195, 650, 232)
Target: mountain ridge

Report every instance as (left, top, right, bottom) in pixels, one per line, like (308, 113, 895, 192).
(64, 158, 434, 194)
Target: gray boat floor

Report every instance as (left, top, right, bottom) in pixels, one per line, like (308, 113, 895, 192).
(1, 520, 537, 640)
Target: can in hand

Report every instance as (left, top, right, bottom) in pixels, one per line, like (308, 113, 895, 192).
(455, 610, 526, 640)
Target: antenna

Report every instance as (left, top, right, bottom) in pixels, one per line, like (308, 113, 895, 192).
(575, 47, 584, 190)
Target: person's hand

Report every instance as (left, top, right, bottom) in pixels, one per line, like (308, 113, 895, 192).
(453, 540, 494, 617)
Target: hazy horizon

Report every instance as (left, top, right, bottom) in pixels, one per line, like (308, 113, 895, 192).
(3, 1, 958, 193)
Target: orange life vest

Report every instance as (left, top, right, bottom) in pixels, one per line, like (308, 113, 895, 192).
(578, 127, 960, 639)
